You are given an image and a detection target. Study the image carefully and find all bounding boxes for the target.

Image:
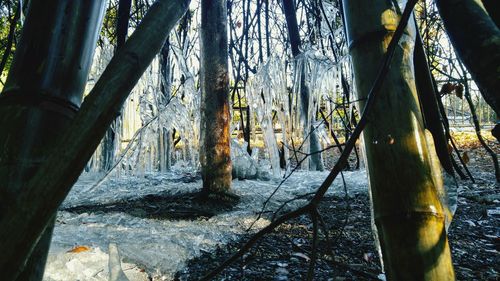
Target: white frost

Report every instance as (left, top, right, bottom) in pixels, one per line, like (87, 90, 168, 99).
(45, 169, 368, 281)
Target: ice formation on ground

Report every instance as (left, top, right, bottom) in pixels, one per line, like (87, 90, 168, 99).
(44, 168, 368, 281)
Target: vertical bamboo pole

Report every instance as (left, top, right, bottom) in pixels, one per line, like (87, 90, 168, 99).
(342, 0, 455, 279)
(0, 2, 106, 280)
(0, 1, 190, 279)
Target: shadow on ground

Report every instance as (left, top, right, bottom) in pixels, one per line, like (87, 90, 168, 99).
(62, 190, 239, 220)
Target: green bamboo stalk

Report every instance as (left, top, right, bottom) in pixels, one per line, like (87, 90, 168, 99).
(0, 1, 190, 279)
(343, 0, 455, 279)
(0, 2, 106, 280)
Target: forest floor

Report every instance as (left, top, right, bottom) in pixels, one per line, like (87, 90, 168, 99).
(49, 132, 498, 281)
(177, 133, 499, 280)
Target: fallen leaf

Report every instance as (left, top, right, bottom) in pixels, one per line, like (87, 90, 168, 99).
(455, 83, 464, 99)
(67, 245, 91, 253)
(440, 83, 455, 95)
(462, 151, 470, 164)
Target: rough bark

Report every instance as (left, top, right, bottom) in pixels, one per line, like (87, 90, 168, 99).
(0, 1, 189, 279)
(0, 1, 106, 280)
(343, 0, 455, 279)
(200, 0, 232, 194)
(436, 0, 500, 118)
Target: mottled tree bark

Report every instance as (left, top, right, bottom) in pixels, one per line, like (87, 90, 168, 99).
(0, 1, 189, 279)
(200, 0, 232, 195)
(0, 2, 106, 280)
(343, 0, 455, 279)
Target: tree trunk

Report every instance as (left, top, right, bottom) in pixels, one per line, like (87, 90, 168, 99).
(282, 0, 324, 171)
(200, 0, 232, 195)
(100, 0, 133, 172)
(101, 123, 118, 171)
(0, 1, 189, 279)
(116, 0, 133, 49)
(0, 1, 106, 280)
(159, 39, 172, 171)
(343, 0, 455, 279)
(436, 0, 500, 117)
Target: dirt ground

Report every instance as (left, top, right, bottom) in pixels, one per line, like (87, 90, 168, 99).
(64, 134, 499, 280)
(177, 189, 498, 280)
(177, 137, 499, 280)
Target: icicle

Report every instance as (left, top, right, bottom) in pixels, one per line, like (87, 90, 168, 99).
(108, 243, 129, 281)
(246, 57, 286, 177)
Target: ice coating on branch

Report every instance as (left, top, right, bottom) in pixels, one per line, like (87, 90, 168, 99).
(108, 243, 129, 281)
(244, 51, 342, 174)
(83, 27, 203, 178)
(85, 25, 346, 182)
(247, 56, 287, 177)
(231, 139, 258, 179)
(291, 49, 340, 170)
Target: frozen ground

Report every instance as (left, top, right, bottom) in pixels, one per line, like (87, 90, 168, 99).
(44, 168, 368, 281)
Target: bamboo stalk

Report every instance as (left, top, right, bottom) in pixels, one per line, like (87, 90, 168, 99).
(0, 1, 190, 279)
(343, 0, 455, 279)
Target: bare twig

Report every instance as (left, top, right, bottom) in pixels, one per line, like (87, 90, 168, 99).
(457, 62, 500, 182)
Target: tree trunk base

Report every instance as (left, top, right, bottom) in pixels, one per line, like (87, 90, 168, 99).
(197, 190, 240, 206)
